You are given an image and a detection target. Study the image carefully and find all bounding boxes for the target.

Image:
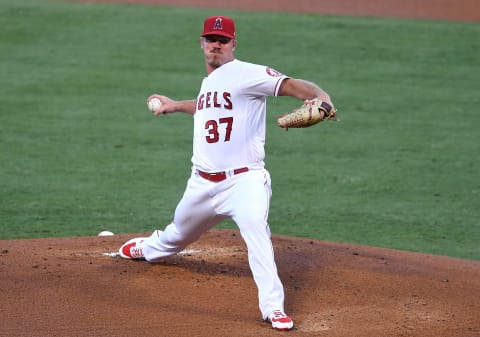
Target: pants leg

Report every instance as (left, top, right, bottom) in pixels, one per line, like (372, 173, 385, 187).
(142, 173, 225, 262)
(219, 169, 285, 319)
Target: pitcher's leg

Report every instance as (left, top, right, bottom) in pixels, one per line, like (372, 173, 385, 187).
(240, 223, 285, 319)
(230, 170, 286, 319)
(143, 175, 224, 262)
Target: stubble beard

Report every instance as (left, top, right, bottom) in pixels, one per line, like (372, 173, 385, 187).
(206, 52, 222, 69)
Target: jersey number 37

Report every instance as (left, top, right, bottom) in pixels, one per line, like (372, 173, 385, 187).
(205, 117, 233, 143)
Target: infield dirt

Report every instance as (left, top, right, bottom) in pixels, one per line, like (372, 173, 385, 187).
(1, 230, 479, 336)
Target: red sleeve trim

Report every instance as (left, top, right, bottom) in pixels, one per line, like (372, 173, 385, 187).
(274, 76, 289, 96)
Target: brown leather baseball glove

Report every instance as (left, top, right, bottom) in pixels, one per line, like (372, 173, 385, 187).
(277, 98, 338, 131)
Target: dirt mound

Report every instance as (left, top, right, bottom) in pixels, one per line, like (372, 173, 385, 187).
(1, 229, 479, 337)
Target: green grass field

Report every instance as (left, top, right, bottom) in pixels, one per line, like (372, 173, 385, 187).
(1, 0, 479, 260)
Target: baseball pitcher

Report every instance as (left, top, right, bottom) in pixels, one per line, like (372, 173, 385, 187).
(119, 15, 337, 331)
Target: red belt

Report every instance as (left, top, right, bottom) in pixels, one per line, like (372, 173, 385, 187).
(197, 167, 249, 182)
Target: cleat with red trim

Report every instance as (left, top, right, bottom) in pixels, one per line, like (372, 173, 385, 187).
(118, 237, 147, 259)
(267, 310, 294, 331)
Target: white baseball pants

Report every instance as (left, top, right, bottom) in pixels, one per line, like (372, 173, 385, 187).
(142, 168, 285, 319)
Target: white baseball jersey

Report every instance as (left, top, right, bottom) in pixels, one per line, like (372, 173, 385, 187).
(192, 59, 289, 172)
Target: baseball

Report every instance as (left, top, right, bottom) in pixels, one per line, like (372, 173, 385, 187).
(147, 97, 162, 112)
(97, 230, 114, 237)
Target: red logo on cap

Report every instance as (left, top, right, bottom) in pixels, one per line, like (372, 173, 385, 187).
(213, 17, 223, 30)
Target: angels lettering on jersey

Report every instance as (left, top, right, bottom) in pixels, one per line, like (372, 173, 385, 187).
(197, 91, 232, 111)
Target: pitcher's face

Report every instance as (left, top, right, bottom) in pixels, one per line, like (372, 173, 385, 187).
(201, 35, 236, 69)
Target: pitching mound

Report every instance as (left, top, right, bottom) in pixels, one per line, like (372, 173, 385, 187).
(1, 229, 479, 336)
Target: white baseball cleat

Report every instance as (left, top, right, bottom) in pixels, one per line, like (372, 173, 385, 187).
(118, 237, 147, 259)
(266, 310, 294, 331)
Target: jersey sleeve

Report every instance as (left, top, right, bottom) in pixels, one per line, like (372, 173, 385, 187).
(240, 62, 289, 97)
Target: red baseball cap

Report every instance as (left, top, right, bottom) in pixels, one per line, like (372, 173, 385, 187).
(201, 16, 236, 39)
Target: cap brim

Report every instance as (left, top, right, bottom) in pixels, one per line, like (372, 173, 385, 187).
(201, 31, 235, 39)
